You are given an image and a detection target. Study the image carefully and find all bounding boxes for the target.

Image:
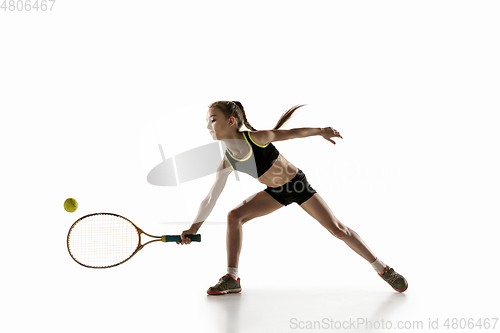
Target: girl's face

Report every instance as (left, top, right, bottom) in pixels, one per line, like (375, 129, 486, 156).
(206, 107, 234, 140)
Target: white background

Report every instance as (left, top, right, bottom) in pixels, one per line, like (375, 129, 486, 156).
(1, 1, 499, 332)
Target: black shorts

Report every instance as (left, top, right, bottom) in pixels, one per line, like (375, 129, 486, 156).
(264, 168, 317, 206)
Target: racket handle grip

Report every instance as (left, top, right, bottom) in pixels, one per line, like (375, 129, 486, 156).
(162, 234, 201, 242)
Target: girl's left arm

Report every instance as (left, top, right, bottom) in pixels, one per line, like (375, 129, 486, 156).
(252, 127, 342, 145)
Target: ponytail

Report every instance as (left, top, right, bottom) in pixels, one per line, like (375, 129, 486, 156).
(232, 101, 257, 131)
(272, 104, 306, 130)
(208, 101, 306, 132)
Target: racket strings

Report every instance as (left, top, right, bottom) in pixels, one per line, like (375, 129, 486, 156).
(68, 214, 139, 268)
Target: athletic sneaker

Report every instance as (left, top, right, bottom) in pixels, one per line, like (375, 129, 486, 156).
(378, 265, 408, 292)
(207, 274, 242, 295)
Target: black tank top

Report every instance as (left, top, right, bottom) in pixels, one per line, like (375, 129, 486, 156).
(224, 131, 280, 178)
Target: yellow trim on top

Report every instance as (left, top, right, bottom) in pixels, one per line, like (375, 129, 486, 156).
(247, 131, 269, 148)
(225, 132, 253, 161)
(224, 155, 235, 170)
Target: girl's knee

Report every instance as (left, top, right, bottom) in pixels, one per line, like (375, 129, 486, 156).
(227, 209, 244, 225)
(330, 222, 351, 239)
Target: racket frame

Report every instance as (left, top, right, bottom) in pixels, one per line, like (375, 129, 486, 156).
(67, 212, 193, 269)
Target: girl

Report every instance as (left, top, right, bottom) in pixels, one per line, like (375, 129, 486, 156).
(177, 101, 408, 294)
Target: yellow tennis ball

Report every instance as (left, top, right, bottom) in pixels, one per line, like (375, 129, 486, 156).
(64, 198, 78, 213)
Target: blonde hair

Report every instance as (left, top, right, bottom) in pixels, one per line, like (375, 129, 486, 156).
(208, 101, 305, 131)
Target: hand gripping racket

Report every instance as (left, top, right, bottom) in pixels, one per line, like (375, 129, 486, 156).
(67, 212, 201, 269)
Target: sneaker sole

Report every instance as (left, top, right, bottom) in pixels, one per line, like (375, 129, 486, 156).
(207, 288, 242, 295)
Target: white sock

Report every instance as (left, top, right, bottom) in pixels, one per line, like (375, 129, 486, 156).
(227, 267, 238, 279)
(370, 257, 387, 275)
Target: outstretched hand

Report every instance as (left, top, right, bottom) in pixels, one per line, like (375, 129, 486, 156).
(320, 127, 343, 145)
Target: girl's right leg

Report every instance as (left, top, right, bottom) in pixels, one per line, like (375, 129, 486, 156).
(226, 190, 284, 269)
(207, 191, 283, 295)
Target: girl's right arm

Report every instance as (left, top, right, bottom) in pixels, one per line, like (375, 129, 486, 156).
(177, 158, 233, 244)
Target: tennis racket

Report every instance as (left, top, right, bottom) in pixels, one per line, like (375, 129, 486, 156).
(67, 212, 201, 269)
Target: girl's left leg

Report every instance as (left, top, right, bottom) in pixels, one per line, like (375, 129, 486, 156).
(299, 192, 408, 292)
(299, 192, 376, 262)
